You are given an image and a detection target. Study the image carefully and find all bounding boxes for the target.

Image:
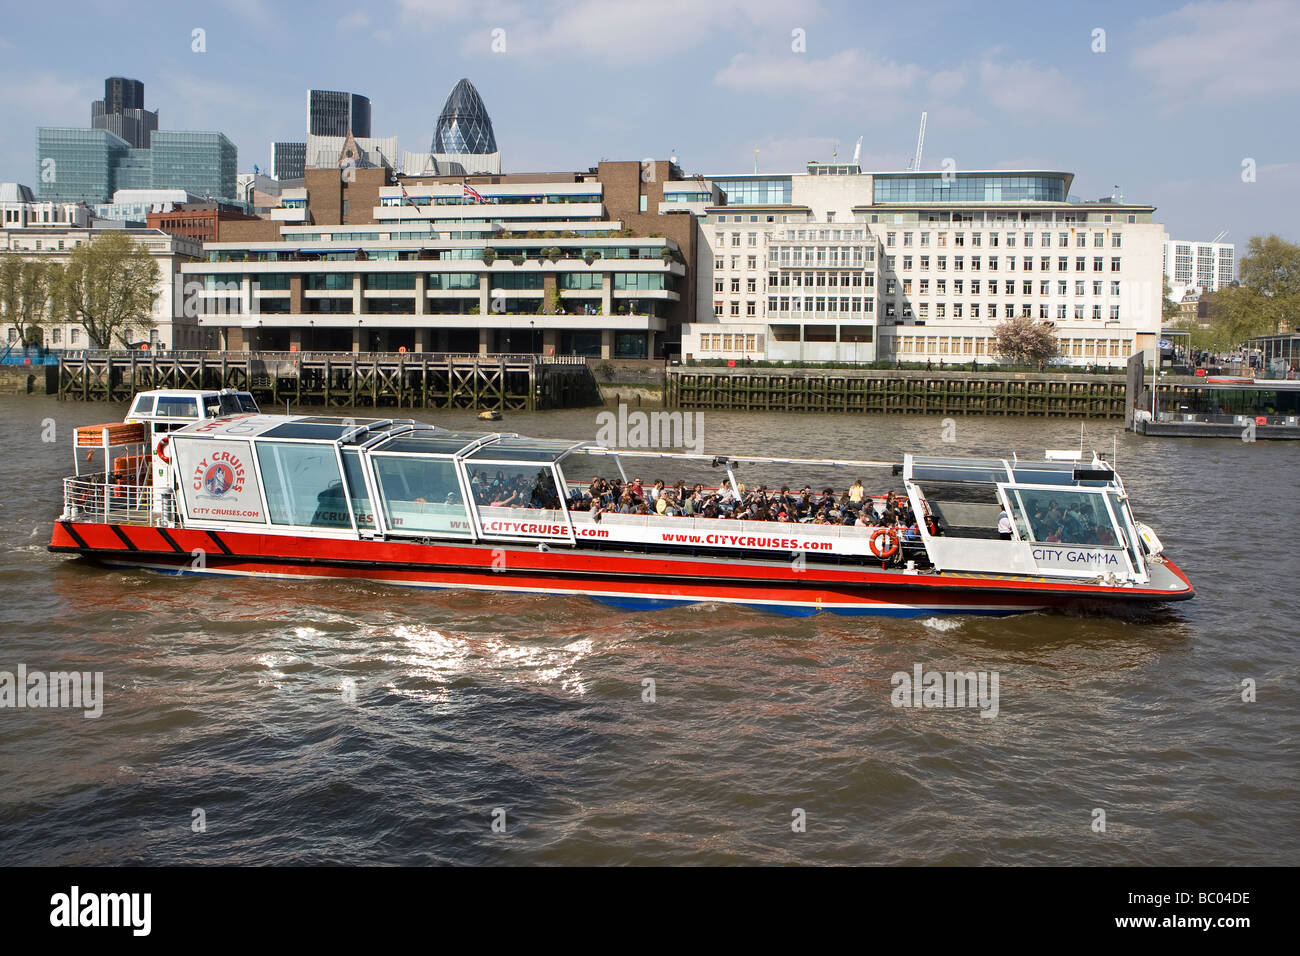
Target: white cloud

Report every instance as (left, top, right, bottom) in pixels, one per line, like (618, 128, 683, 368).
(1132, 0, 1300, 102)
(977, 58, 1077, 116)
(929, 69, 966, 98)
(401, 0, 809, 63)
(715, 48, 923, 103)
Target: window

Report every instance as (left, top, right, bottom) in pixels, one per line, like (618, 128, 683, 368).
(1110, 281, 1121, 296)
(1112, 234, 1122, 248)
(1094, 257, 1103, 272)
(257, 442, 349, 528)
(372, 455, 471, 535)
(1111, 257, 1121, 272)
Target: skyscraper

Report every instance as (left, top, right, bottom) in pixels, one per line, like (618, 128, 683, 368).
(307, 90, 371, 138)
(432, 78, 497, 154)
(91, 76, 158, 149)
(272, 142, 306, 181)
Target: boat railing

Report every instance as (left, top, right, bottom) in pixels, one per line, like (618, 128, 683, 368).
(61, 477, 176, 527)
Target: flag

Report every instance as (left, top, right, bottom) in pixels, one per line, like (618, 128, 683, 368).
(463, 183, 485, 204)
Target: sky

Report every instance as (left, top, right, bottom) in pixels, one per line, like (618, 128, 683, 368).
(1, 0, 1297, 247)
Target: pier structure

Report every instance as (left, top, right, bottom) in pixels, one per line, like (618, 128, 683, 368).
(57, 350, 598, 411)
(667, 366, 1128, 418)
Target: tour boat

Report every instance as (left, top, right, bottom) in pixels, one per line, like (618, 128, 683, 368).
(49, 391, 1194, 617)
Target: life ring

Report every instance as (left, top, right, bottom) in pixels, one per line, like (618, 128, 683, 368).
(1254, 415, 1267, 426)
(869, 527, 899, 559)
(924, 515, 939, 536)
(155, 435, 171, 464)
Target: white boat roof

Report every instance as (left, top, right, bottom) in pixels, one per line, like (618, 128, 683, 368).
(171, 414, 1120, 483)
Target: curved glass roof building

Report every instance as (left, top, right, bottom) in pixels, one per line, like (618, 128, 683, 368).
(432, 79, 498, 155)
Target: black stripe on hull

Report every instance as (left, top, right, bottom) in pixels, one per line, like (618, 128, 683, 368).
(46, 542, 1190, 604)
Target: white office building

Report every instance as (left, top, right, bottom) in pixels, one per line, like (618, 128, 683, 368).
(1163, 239, 1235, 301)
(0, 226, 209, 350)
(683, 164, 1168, 367)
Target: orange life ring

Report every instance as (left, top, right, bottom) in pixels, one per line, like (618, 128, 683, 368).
(869, 527, 899, 559)
(155, 435, 171, 464)
(1254, 415, 1267, 426)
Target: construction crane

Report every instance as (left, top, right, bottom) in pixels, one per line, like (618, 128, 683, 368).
(1212, 230, 1229, 243)
(909, 112, 927, 171)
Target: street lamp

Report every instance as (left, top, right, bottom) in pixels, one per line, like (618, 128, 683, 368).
(529, 319, 535, 355)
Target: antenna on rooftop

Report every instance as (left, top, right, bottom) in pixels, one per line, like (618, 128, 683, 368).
(753, 148, 760, 174)
(852, 136, 862, 165)
(909, 112, 927, 170)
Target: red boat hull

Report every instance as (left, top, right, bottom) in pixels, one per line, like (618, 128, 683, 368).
(49, 520, 1195, 617)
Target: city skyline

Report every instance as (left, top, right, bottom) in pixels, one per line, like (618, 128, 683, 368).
(1, 0, 1296, 245)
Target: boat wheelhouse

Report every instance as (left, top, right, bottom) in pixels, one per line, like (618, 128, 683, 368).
(51, 400, 1193, 616)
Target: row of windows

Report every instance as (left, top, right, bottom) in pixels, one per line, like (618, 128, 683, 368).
(894, 335, 1134, 358)
(886, 230, 1122, 249)
(715, 298, 877, 317)
(884, 302, 1124, 321)
(698, 333, 762, 352)
(717, 273, 875, 294)
(888, 255, 1123, 273)
(898, 279, 1124, 296)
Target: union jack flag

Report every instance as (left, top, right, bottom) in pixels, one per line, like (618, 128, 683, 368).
(463, 183, 486, 203)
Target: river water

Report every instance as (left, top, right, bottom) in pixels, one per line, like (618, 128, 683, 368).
(0, 394, 1296, 865)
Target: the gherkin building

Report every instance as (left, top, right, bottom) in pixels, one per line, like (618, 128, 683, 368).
(432, 78, 498, 154)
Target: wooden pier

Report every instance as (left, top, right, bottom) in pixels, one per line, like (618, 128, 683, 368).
(667, 367, 1128, 418)
(58, 350, 600, 411)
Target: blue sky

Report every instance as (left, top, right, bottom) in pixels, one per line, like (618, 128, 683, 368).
(2, 0, 1297, 246)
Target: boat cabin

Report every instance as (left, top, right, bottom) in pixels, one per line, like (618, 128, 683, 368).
(150, 414, 1156, 585)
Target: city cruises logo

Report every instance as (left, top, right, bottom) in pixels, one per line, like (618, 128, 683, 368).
(0, 665, 104, 718)
(891, 663, 1000, 718)
(192, 449, 247, 500)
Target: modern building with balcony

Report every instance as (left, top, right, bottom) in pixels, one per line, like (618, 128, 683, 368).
(683, 164, 1167, 366)
(182, 158, 697, 358)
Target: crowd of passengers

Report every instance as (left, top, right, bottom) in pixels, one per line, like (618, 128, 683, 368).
(1023, 497, 1118, 546)
(468, 469, 563, 511)
(566, 476, 922, 529)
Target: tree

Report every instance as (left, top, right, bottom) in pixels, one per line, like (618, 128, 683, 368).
(56, 231, 160, 348)
(992, 315, 1061, 365)
(0, 255, 59, 346)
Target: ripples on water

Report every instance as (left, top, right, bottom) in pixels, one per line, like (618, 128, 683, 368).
(0, 396, 1296, 865)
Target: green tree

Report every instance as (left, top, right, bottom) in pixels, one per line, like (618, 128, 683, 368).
(56, 231, 160, 348)
(1199, 235, 1300, 347)
(1, 255, 61, 346)
(992, 315, 1061, 365)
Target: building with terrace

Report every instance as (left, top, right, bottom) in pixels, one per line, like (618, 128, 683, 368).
(684, 164, 1167, 367)
(181, 159, 697, 358)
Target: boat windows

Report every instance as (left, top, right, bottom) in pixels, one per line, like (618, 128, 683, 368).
(370, 455, 472, 536)
(341, 449, 376, 530)
(256, 441, 350, 528)
(155, 396, 199, 419)
(235, 392, 260, 413)
(1006, 488, 1116, 546)
(469, 463, 562, 511)
(130, 395, 155, 416)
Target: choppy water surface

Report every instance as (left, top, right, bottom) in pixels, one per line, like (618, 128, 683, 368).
(0, 395, 1296, 865)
